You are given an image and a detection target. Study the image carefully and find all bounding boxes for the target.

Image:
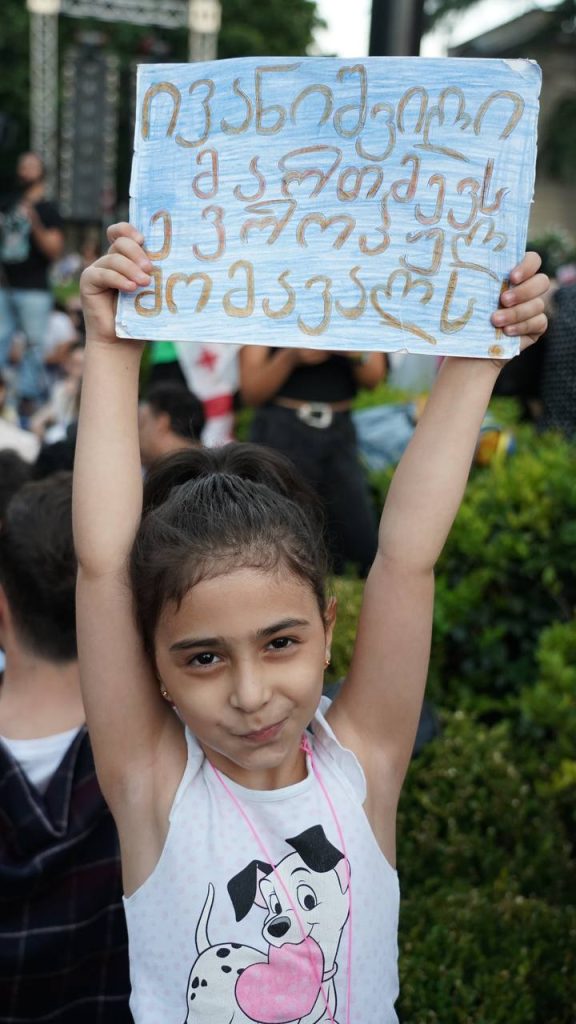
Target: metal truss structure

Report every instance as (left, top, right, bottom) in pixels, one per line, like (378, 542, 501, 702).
(26, 0, 221, 203)
(60, 46, 120, 220)
(61, 0, 189, 29)
(29, 5, 60, 197)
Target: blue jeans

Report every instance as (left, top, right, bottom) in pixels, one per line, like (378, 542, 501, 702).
(0, 286, 52, 400)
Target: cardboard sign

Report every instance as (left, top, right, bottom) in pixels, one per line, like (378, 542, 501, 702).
(116, 57, 541, 357)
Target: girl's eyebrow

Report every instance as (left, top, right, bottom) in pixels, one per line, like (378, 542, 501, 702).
(169, 636, 223, 652)
(169, 618, 311, 652)
(258, 618, 311, 638)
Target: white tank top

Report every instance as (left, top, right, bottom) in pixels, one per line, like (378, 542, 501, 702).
(124, 698, 400, 1023)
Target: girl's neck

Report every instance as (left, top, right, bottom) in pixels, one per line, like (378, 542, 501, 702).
(200, 739, 308, 792)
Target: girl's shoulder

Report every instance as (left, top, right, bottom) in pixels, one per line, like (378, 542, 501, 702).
(167, 724, 205, 821)
(310, 696, 367, 803)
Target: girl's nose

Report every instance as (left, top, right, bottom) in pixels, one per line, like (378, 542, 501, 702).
(229, 668, 270, 712)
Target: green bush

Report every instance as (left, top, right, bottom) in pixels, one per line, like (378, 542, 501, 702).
(397, 710, 575, 1024)
(398, 887, 576, 1024)
(432, 433, 576, 706)
(517, 617, 576, 765)
(323, 418, 576, 1022)
(397, 711, 574, 905)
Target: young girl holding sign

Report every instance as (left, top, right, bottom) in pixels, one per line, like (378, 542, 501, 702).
(74, 222, 548, 1023)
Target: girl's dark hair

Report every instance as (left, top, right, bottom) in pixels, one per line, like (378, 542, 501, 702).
(130, 443, 329, 657)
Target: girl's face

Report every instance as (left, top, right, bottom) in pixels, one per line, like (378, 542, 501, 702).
(154, 567, 335, 790)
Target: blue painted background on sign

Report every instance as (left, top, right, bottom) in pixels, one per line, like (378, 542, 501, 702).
(116, 56, 541, 358)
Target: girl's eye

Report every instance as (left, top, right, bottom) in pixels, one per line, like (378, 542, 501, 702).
(267, 636, 296, 651)
(189, 652, 220, 667)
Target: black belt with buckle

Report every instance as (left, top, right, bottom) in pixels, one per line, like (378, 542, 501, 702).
(273, 399, 352, 429)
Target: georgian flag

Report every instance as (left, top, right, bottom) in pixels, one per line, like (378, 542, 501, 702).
(176, 342, 240, 447)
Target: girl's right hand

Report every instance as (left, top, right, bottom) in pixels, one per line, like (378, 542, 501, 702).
(80, 222, 152, 344)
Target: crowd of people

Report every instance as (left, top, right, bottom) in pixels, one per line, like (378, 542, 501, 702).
(0, 149, 560, 1022)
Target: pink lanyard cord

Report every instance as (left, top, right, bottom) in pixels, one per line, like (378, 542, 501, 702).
(210, 733, 352, 1024)
(301, 733, 353, 1024)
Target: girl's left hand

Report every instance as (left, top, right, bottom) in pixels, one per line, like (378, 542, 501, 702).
(491, 252, 549, 355)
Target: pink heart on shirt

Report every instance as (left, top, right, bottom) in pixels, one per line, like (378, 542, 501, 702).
(235, 935, 324, 1023)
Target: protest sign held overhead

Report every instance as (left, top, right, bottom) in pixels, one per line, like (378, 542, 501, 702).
(116, 57, 541, 358)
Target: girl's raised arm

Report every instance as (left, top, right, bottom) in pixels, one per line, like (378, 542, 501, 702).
(327, 253, 549, 860)
(74, 224, 185, 822)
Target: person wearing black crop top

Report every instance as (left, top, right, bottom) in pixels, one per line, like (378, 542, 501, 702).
(239, 346, 386, 575)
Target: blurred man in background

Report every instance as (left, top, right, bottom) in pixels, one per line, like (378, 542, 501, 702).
(0, 152, 64, 412)
(138, 381, 205, 469)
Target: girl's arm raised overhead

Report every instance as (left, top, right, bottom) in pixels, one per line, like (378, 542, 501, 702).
(327, 253, 549, 861)
(74, 224, 186, 847)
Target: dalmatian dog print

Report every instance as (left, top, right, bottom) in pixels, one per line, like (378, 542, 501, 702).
(183, 825, 351, 1023)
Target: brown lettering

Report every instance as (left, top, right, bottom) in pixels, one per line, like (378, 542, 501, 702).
(192, 149, 219, 200)
(221, 77, 253, 135)
(166, 272, 212, 314)
(240, 199, 297, 245)
(135, 267, 163, 317)
(234, 157, 267, 203)
(355, 102, 396, 162)
(192, 205, 226, 262)
(223, 259, 255, 318)
(296, 212, 355, 251)
(440, 270, 476, 333)
(141, 82, 180, 140)
(336, 165, 383, 201)
(474, 90, 525, 139)
(291, 84, 334, 127)
(335, 266, 367, 320)
(415, 173, 445, 226)
(279, 146, 343, 199)
(334, 65, 367, 138)
(262, 270, 296, 319)
(255, 64, 300, 135)
(175, 79, 214, 149)
(400, 228, 445, 275)
(391, 154, 421, 203)
(146, 210, 172, 262)
(298, 275, 332, 336)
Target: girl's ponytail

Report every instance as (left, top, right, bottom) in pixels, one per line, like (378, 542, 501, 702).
(143, 442, 323, 530)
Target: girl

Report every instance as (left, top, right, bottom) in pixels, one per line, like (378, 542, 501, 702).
(75, 224, 548, 1023)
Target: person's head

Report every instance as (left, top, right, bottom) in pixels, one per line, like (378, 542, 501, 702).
(138, 383, 206, 467)
(0, 449, 30, 522)
(130, 444, 335, 785)
(66, 296, 85, 337)
(16, 151, 45, 190)
(0, 472, 76, 662)
(62, 341, 85, 382)
(0, 373, 9, 412)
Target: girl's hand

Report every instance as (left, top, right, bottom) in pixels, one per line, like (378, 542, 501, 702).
(490, 251, 549, 360)
(80, 222, 152, 343)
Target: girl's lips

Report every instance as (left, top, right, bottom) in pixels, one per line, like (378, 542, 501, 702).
(241, 719, 286, 743)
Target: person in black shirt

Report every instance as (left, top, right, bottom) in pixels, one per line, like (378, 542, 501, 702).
(539, 282, 576, 438)
(0, 153, 64, 406)
(239, 346, 386, 575)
